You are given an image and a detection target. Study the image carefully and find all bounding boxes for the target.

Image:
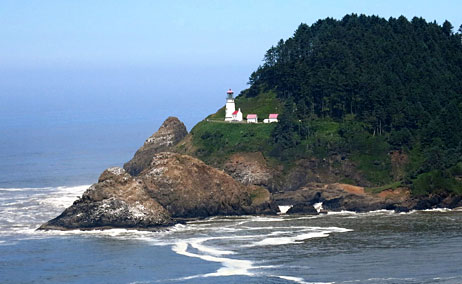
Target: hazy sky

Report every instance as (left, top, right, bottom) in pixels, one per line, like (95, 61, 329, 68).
(1, 0, 461, 69)
(1, 0, 461, 128)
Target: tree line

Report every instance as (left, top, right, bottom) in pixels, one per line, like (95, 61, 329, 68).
(246, 14, 462, 189)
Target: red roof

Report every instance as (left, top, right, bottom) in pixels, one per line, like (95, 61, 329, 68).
(269, 113, 279, 119)
(232, 110, 239, 115)
(227, 88, 234, 94)
(247, 114, 257, 119)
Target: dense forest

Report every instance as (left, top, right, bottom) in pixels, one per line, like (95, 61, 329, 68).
(241, 15, 462, 194)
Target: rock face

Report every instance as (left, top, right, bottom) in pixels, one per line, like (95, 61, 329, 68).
(40, 114, 462, 230)
(140, 152, 277, 218)
(224, 152, 276, 190)
(222, 152, 372, 193)
(273, 182, 462, 214)
(286, 203, 318, 215)
(124, 117, 188, 176)
(40, 152, 277, 230)
(274, 183, 396, 213)
(40, 167, 174, 230)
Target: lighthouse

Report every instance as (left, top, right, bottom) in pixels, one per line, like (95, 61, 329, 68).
(224, 88, 243, 122)
(225, 89, 236, 122)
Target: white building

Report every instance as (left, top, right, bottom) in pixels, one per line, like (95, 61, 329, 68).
(264, 113, 279, 123)
(225, 89, 236, 122)
(232, 108, 243, 122)
(247, 114, 258, 123)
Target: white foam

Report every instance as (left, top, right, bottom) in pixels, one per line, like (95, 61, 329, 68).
(367, 209, 395, 215)
(276, 275, 333, 284)
(246, 227, 352, 247)
(247, 216, 285, 222)
(0, 187, 52, 192)
(325, 210, 357, 215)
(421, 208, 452, 213)
(278, 205, 293, 214)
(313, 202, 323, 213)
(251, 231, 330, 246)
(0, 185, 90, 242)
(189, 238, 235, 256)
(172, 241, 254, 278)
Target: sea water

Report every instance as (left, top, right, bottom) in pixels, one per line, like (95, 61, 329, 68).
(1, 184, 462, 283)
(1, 91, 462, 283)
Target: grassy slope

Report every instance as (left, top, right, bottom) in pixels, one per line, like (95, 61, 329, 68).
(187, 121, 275, 166)
(208, 90, 283, 122)
(183, 90, 462, 195)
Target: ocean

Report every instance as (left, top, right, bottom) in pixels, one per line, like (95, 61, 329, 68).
(1, 82, 462, 284)
(1, 184, 462, 283)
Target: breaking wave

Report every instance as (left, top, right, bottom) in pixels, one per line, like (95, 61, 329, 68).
(4, 185, 459, 283)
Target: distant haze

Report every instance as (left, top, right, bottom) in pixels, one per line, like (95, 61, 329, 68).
(0, 1, 461, 187)
(1, 1, 461, 129)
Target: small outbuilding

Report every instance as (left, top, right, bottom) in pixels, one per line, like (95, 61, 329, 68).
(232, 108, 243, 122)
(247, 114, 258, 123)
(264, 113, 279, 123)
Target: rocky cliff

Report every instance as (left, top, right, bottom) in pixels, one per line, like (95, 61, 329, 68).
(273, 182, 462, 213)
(224, 152, 277, 190)
(39, 167, 174, 230)
(139, 152, 277, 219)
(123, 116, 188, 176)
(40, 140, 277, 230)
(40, 116, 462, 231)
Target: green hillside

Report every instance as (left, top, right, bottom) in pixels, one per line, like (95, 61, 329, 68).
(207, 90, 283, 122)
(187, 14, 462, 195)
(188, 121, 276, 166)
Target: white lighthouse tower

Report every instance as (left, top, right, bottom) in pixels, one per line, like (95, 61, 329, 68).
(225, 88, 236, 122)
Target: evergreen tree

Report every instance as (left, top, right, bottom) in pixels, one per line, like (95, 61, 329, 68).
(245, 14, 462, 180)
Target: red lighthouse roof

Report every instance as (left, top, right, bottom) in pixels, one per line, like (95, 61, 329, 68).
(232, 110, 239, 115)
(226, 88, 234, 94)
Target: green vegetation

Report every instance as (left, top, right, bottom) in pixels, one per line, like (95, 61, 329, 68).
(249, 186, 271, 204)
(246, 14, 462, 195)
(190, 121, 276, 165)
(207, 90, 283, 122)
(350, 136, 392, 185)
(366, 181, 402, 194)
(190, 14, 462, 196)
(412, 169, 462, 196)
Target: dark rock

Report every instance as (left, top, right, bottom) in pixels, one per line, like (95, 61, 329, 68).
(441, 194, 462, 208)
(393, 206, 411, 213)
(286, 203, 319, 215)
(40, 152, 278, 230)
(223, 152, 277, 190)
(124, 117, 187, 176)
(273, 183, 395, 213)
(140, 152, 277, 218)
(39, 167, 174, 230)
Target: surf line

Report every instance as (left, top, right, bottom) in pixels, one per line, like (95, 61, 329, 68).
(170, 237, 330, 283)
(172, 238, 254, 279)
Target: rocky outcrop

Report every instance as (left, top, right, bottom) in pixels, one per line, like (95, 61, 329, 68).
(140, 152, 277, 218)
(224, 152, 277, 190)
(395, 191, 462, 212)
(286, 203, 318, 215)
(40, 152, 277, 230)
(273, 182, 462, 214)
(273, 183, 397, 213)
(124, 117, 188, 176)
(39, 167, 174, 230)
(222, 152, 372, 193)
(40, 113, 462, 230)
(281, 157, 371, 191)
